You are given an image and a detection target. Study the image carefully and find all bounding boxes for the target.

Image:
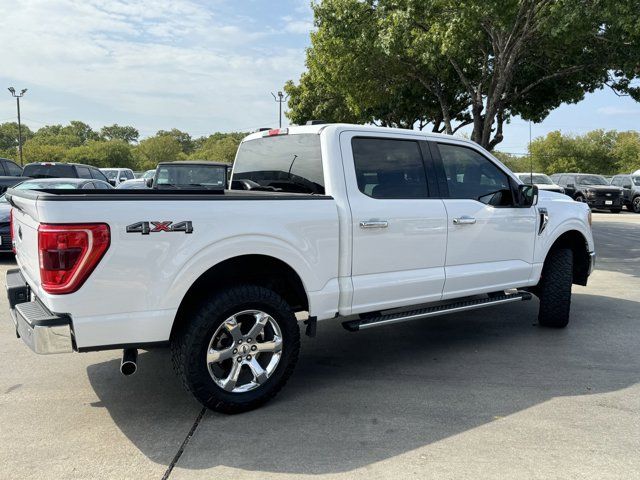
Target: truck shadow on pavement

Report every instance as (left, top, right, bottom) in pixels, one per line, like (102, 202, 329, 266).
(86, 292, 640, 475)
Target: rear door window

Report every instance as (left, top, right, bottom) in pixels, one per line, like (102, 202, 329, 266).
(76, 167, 92, 179)
(5, 160, 22, 176)
(351, 138, 429, 199)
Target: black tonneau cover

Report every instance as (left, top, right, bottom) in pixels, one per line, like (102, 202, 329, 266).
(6, 188, 332, 203)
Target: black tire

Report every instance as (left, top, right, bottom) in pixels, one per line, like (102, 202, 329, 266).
(632, 196, 640, 214)
(171, 285, 300, 414)
(537, 248, 573, 328)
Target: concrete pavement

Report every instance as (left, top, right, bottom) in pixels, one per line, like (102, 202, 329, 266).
(1, 212, 638, 479)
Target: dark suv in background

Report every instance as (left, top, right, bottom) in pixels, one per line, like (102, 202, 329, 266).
(554, 173, 624, 212)
(610, 174, 640, 213)
(22, 162, 109, 182)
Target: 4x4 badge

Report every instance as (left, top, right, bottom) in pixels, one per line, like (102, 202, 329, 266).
(126, 221, 193, 235)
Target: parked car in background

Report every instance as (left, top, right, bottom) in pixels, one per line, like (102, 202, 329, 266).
(515, 173, 565, 194)
(610, 174, 640, 213)
(147, 161, 229, 190)
(0, 178, 113, 252)
(0, 157, 25, 193)
(555, 173, 623, 212)
(22, 162, 110, 182)
(141, 169, 155, 180)
(116, 179, 149, 189)
(101, 168, 135, 187)
(633, 169, 640, 175)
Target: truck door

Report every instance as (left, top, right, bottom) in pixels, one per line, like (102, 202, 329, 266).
(430, 141, 537, 299)
(339, 131, 447, 314)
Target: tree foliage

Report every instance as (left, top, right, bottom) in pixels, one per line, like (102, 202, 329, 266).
(190, 132, 245, 163)
(100, 124, 139, 144)
(288, 0, 640, 150)
(529, 130, 640, 174)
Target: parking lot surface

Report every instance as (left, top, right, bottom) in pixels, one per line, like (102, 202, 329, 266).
(1, 212, 639, 479)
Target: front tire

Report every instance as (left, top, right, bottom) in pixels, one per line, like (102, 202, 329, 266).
(537, 248, 573, 328)
(632, 196, 640, 214)
(171, 285, 300, 413)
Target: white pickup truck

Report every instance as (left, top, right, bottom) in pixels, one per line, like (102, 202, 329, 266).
(6, 124, 595, 413)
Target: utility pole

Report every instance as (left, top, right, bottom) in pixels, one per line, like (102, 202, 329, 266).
(529, 120, 533, 184)
(7, 87, 27, 166)
(271, 91, 288, 128)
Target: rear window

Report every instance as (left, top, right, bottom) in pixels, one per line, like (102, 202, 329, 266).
(155, 164, 227, 188)
(23, 164, 76, 179)
(232, 134, 324, 194)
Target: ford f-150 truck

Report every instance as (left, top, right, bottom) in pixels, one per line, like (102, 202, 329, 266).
(5, 124, 595, 413)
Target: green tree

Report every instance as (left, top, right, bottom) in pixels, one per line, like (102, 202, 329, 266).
(65, 141, 135, 168)
(613, 131, 640, 173)
(21, 143, 68, 163)
(0, 122, 34, 151)
(100, 124, 139, 144)
(191, 134, 243, 163)
(289, 0, 640, 149)
(157, 129, 194, 154)
(134, 135, 183, 170)
(492, 151, 535, 173)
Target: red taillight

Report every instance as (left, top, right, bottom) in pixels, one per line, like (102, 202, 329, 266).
(38, 223, 110, 294)
(265, 128, 288, 137)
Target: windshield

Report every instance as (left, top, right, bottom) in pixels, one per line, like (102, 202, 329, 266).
(22, 164, 76, 178)
(16, 181, 81, 189)
(633, 176, 640, 186)
(155, 164, 227, 188)
(233, 134, 324, 194)
(102, 170, 118, 180)
(518, 174, 553, 185)
(577, 175, 608, 186)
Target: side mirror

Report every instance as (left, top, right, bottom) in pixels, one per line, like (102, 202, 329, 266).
(108, 180, 117, 186)
(145, 178, 153, 188)
(120, 177, 127, 182)
(518, 184, 538, 207)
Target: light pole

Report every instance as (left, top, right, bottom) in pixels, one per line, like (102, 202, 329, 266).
(271, 91, 289, 128)
(8, 87, 27, 166)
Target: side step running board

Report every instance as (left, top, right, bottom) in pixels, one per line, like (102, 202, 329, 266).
(342, 291, 532, 332)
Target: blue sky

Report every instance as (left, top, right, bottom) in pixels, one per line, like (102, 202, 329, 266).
(2, 0, 639, 154)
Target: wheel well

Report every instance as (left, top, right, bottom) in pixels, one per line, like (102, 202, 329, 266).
(547, 230, 590, 286)
(171, 255, 309, 338)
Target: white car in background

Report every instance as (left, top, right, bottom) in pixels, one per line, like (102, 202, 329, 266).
(515, 172, 565, 194)
(100, 168, 135, 187)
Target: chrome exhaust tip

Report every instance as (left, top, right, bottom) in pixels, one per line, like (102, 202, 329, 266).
(120, 348, 138, 376)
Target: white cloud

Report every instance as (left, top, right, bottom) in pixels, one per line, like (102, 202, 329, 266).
(597, 106, 640, 116)
(0, 0, 308, 134)
(282, 15, 314, 34)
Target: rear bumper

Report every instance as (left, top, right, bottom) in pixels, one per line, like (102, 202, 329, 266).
(6, 268, 73, 354)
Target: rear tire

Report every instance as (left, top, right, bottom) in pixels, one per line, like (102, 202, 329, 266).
(537, 248, 573, 328)
(632, 196, 640, 214)
(171, 285, 300, 414)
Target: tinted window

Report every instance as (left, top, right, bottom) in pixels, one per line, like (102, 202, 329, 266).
(5, 160, 22, 176)
(611, 177, 621, 186)
(351, 138, 428, 199)
(233, 134, 324, 194)
(76, 167, 92, 179)
(577, 175, 608, 186)
(102, 170, 118, 180)
(155, 164, 227, 189)
(90, 168, 108, 181)
(438, 144, 511, 205)
(125, 170, 134, 179)
(22, 164, 76, 178)
(622, 178, 632, 188)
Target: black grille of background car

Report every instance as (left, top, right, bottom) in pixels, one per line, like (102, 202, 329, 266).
(594, 190, 620, 198)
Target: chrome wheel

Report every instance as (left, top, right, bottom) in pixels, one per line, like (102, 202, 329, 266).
(206, 310, 283, 393)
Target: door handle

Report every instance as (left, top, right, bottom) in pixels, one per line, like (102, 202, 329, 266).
(452, 216, 476, 225)
(359, 220, 389, 229)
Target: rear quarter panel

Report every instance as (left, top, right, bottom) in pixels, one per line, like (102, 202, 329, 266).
(14, 195, 340, 348)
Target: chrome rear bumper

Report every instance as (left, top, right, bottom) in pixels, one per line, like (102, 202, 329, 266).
(6, 269, 73, 354)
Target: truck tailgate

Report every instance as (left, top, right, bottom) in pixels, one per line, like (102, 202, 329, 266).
(10, 192, 41, 288)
